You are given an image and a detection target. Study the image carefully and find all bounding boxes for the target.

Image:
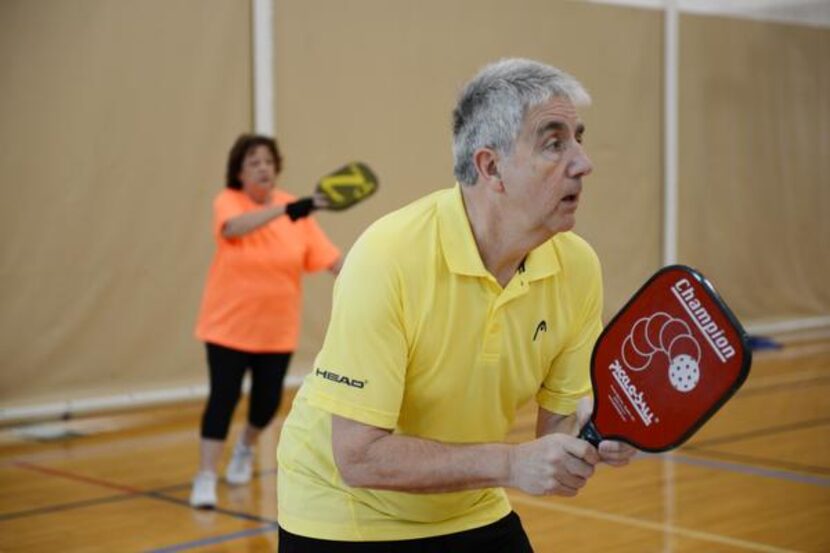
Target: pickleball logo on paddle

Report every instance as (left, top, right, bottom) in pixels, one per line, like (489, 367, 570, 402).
(590, 266, 749, 450)
(621, 313, 701, 393)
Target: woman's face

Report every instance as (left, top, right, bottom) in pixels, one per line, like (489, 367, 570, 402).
(238, 145, 277, 203)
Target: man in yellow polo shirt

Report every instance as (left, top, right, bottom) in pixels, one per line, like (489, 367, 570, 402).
(276, 58, 637, 552)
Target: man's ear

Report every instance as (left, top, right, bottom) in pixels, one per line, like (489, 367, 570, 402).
(472, 148, 504, 191)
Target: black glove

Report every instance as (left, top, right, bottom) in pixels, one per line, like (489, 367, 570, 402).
(285, 197, 316, 221)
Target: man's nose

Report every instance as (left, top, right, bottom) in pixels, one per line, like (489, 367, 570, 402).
(567, 144, 593, 178)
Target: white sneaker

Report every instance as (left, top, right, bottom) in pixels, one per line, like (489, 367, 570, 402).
(189, 471, 218, 508)
(225, 442, 254, 485)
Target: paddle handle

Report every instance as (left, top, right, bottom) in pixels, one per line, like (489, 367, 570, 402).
(578, 420, 602, 447)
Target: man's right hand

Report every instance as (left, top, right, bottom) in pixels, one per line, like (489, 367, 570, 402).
(507, 434, 600, 496)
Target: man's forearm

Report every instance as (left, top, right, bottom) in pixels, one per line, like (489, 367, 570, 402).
(333, 419, 512, 493)
(536, 408, 574, 438)
(333, 414, 603, 497)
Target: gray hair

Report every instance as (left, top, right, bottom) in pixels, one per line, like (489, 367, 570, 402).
(452, 58, 591, 185)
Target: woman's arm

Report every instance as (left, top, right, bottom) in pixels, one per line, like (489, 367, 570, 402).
(222, 197, 320, 238)
(221, 205, 287, 238)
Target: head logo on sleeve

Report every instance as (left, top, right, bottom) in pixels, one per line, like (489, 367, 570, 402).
(315, 368, 367, 389)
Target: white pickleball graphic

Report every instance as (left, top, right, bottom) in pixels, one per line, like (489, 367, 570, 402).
(668, 353, 700, 392)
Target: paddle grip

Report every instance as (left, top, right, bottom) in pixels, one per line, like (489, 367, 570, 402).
(578, 420, 602, 447)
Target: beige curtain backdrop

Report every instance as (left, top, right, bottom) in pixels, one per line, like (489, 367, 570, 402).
(0, 0, 251, 408)
(2, 0, 827, 411)
(274, 0, 664, 378)
(678, 15, 830, 323)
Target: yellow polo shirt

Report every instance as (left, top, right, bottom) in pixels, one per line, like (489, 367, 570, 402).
(277, 185, 602, 541)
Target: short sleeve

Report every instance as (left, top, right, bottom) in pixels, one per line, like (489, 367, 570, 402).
(536, 247, 603, 415)
(301, 217, 341, 272)
(212, 191, 245, 241)
(304, 231, 408, 429)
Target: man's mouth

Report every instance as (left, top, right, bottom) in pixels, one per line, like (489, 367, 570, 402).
(561, 183, 582, 204)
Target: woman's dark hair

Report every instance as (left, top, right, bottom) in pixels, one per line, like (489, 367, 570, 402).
(225, 134, 283, 189)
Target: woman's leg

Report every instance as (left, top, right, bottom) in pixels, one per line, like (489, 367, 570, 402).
(245, 351, 292, 443)
(225, 351, 291, 485)
(200, 343, 249, 447)
(193, 342, 247, 495)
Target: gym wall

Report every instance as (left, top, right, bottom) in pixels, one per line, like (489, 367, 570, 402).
(276, 0, 664, 379)
(678, 15, 830, 322)
(0, 0, 251, 408)
(0, 0, 827, 412)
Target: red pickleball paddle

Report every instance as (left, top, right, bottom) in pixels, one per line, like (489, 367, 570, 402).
(579, 265, 751, 452)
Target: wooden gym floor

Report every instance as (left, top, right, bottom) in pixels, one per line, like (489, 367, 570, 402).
(1, 337, 828, 552)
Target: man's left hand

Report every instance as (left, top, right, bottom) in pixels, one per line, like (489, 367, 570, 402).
(597, 440, 637, 467)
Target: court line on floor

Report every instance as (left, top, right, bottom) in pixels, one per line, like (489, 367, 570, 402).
(0, 428, 195, 467)
(13, 461, 143, 494)
(145, 491, 277, 525)
(507, 375, 830, 444)
(9, 461, 277, 525)
(674, 449, 830, 480)
(149, 467, 277, 494)
(687, 416, 830, 449)
(0, 493, 134, 522)
(737, 374, 830, 397)
(752, 341, 830, 360)
(146, 524, 278, 553)
(509, 495, 800, 553)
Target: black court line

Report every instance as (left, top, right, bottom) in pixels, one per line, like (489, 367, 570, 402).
(147, 524, 278, 553)
(0, 493, 134, 522)
(8, 461, 277, 526)
(143, 490, 277, 525)
(678, 447, 830, 477)
(13, 461, 143, 494)
(148, 467, 277, 494)
(142, 467, 279, 525)
(686, 415, 830, 449)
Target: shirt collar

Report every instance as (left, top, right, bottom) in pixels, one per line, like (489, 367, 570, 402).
(437, 184, 561, 281)
(521, 239, 561, 282)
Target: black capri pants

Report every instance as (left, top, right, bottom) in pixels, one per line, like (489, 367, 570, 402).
(200, 342, 292, 440)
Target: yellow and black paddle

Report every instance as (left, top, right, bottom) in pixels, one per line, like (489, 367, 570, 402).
(315, 162, 379, 211)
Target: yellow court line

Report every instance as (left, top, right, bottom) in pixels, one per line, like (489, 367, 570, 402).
(509, 494, 801, 553)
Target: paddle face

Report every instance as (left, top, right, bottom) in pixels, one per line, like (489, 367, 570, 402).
(584, 265, 751, 452)
(315, 162, 378, 211)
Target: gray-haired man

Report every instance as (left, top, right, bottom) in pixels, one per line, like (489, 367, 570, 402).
(276, 58, 636, 552)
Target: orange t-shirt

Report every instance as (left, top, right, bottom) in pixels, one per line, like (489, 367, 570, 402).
(195, 188, 340, 352)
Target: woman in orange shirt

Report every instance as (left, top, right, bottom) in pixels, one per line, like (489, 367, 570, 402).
(190, 134, 341, 508)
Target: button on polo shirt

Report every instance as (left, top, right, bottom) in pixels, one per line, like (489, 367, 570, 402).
(277, 184, 602, 541)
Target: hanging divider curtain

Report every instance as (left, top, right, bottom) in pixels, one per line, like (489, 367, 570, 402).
(2, 0, 827, 415)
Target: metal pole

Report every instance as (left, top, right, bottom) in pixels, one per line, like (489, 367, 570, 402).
(252, 0, 274, 135)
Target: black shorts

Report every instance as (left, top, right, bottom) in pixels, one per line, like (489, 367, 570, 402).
(277, 511, 534, 553)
